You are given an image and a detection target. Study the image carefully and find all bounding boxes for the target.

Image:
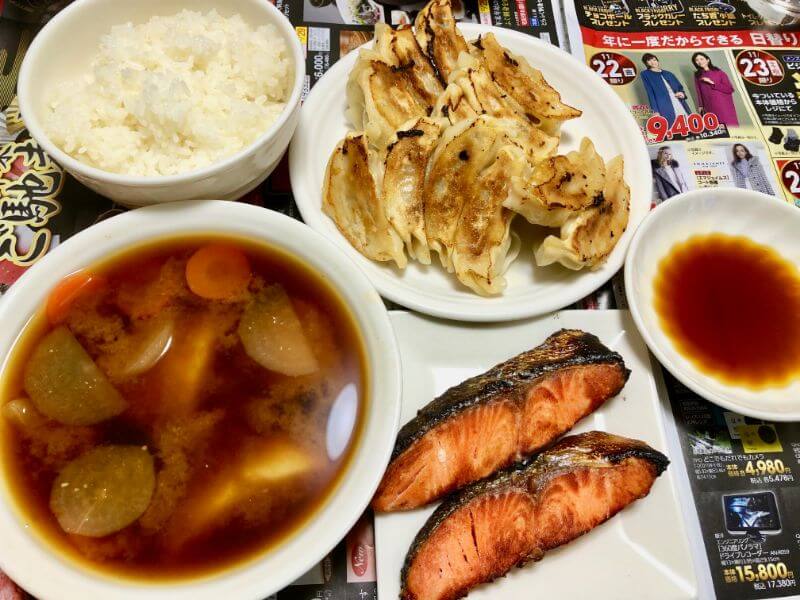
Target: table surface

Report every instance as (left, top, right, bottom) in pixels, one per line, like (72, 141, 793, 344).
(1, 1, 800, 599)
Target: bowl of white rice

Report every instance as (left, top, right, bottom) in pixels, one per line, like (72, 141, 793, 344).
(17, 0, 305, 206)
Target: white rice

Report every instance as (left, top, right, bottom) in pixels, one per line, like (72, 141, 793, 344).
(43, 9, 293, 177)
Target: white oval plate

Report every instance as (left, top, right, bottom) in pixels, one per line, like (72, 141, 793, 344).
(625, 188, 800, 421)
(289, 23, 651, 322)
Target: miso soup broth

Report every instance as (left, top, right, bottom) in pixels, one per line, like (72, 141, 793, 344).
(0, 237, 367, 579)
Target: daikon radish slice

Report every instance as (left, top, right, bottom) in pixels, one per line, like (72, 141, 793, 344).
(50, 445, 155, 537)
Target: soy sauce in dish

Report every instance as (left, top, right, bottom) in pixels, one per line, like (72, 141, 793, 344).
(653, 233, 800, 389)
(0, 237, 366, 580)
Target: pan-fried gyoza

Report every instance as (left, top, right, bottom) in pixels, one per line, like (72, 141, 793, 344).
(374, 24, 443, 103)
(431, 83, 477, 125)
(414, 0, 468, 82)
(325, 0, 631, 295)
(424, 116, 525, 294)
(347, 55, 434, 149)
(470, 32, 582, 135)
(382, 118, 441, 264)
(505, 138, 606, 228)
(535, 155, 630, 270)
(322, 133, 406, 268)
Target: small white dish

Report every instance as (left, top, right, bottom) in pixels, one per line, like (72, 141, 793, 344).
(289, 23, 651, 322)
(625, 189, 800, 421)
(0, 201, 402, 600)
(17, 0, 305, 207)
(376, 310, 698, 599)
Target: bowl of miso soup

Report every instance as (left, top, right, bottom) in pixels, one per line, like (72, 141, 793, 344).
(0, 201, 401, 599)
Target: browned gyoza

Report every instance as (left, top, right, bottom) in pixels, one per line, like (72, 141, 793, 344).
(401, 431, 669, 600)
(372, 330, 629, 512)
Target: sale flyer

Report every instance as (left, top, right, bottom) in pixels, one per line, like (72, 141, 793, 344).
(565, 3, 800, 598)
(664, 369, 800, 600)
(564, 0, 800, 205)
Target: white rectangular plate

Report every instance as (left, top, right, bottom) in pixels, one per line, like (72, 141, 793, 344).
(377, 310, 698, 599)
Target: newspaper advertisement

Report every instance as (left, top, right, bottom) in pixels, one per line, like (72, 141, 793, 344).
(664, 370, 800, 599)
(565, 0, 800, 207)
(563, 1, 800, 597)
(0, 0, 566, 598)
(285, 0, 563, 99)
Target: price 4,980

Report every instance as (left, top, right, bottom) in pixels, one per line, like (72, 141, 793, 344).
(646, 112, 720, 143)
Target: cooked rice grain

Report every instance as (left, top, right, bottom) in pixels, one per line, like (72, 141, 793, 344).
(44, 10, 292, 176)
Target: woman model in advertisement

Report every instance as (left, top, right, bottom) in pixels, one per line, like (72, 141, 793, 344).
(729, 143, 774, 195)
(640, 53, 692, 124)
(652, 146, 689, 202)
(692, 52, 739, 126)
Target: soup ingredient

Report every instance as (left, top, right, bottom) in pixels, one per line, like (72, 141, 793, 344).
(239, 285, 319, 376)
(535, 155, 630, 270)
(115, 317, 174, 379)
(185, 244, 252, 301)
(138, 410, 224, 534)
(654, 233, 800, 388)
(170, 436, 315, 543)
(43, 10, 293, 177)
(154, 311, 228, 414)
(400, 431, 668, 600)
(373, 329, 629, 512)
(2, 400, 98, 472)
(24, 327, 127, 426)
(50, 445, 155, 537)
(1, 398, 45, 430)
(114, 257, 189, 320)
(46, 271, 107, 325)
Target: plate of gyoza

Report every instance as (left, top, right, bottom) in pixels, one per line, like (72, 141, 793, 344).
(289, 0, 651, 321)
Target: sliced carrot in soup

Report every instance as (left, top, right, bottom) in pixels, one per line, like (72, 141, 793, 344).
(46, 271, 107, 325)
(185, 244, 251, 301)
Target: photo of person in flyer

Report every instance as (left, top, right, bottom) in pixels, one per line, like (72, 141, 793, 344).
(639, 53, 692, 125)
(691, 52, 738, 127)
(651, 145, 689, 203)
(729, 143, 774, 195)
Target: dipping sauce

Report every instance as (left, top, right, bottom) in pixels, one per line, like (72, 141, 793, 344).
(0, 237, 366, 579)
(654, 233, 800, 389)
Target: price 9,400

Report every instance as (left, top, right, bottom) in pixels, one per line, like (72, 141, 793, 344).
(646, 113, 720, 143)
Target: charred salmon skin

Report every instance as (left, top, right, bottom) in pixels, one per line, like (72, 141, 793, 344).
(373, 330, 629, 511)
(401, 431, 669, 600)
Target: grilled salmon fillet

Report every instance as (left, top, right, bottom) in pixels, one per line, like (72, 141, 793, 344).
(373, 330, 629, 511)
(401, 431, 668, 600)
